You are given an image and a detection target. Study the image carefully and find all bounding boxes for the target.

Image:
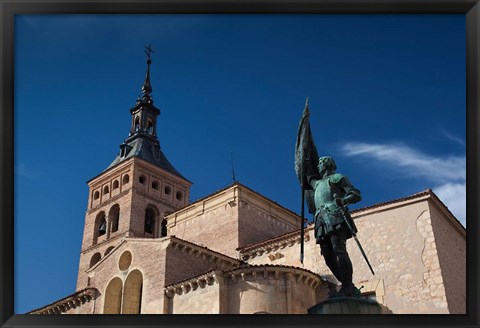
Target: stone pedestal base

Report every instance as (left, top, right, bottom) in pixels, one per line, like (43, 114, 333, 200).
(308, 297, 382, 314)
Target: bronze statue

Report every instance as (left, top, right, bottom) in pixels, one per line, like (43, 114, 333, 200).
(308, 156, 361, 297)
(295, 99, 371, 298)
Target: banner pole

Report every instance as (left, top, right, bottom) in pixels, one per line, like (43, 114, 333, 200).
(300, 180, 305, 264)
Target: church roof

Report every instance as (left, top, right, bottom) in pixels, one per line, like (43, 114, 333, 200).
(104, 137, 189, 181)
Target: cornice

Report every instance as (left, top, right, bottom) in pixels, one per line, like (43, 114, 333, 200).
(27, 288, 97, 314)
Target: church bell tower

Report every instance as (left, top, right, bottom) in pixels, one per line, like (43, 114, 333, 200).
(76, 46, 192, 290)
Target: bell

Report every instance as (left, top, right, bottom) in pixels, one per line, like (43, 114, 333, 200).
(99, 221, 106, 235)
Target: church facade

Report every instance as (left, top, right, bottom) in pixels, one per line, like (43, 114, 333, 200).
(28, 56, 466, 315)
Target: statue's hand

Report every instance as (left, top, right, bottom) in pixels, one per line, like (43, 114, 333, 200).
(333, 194, 345, 207)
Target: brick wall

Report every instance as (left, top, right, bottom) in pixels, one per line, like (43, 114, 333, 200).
(164, 243, 238, 287)
(77, 157, 191, 290)
(81, 238, 169, 314)
(77, 161, 135, 290)
(167, 188, 240, 257)
(237, 187, 299, 248)
(167, 184, 299, 258)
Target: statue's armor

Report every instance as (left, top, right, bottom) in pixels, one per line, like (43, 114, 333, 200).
(311, 173, 359, 241)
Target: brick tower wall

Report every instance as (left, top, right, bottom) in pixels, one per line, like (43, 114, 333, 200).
(77, 161, 135, 290)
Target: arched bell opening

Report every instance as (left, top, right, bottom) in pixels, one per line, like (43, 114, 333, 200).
(93, 211, 107, 245)
(109, 204, 120, 235)
(144, 206, 159, 237)
(134, 117, 140, 132)
(161, 218, 168, 237)
(146, 119, 153, 134)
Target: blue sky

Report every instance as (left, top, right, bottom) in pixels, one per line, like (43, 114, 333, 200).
(14, 14, 466, 313)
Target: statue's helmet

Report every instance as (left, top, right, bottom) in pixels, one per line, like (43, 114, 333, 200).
(318, 156, 337, 172)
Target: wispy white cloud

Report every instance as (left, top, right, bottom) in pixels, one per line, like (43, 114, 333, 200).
(441, 129, 465, 146)
(341, 142, 465, 183)
(341, 142, 466, 226)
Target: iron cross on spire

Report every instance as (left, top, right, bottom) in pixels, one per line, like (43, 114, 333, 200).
(144, 44, 156, 61)
(141, 44, 155, 97)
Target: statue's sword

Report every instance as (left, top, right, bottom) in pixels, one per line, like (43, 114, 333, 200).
(333, 196, 375, 276)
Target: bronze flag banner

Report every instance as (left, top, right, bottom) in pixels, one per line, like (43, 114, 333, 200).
(294, 99, 319, 263)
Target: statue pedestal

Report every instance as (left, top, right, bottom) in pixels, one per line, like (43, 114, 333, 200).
(308, 297, 382, 314)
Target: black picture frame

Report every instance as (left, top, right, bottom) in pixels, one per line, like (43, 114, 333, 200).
(1, 1, 478, 328)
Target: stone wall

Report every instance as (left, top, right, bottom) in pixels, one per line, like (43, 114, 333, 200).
(428, 201, 466, 314)
(165, 266, 326, 314)
(351, 200, 444, 314)
(241, 195, 465, 314)
(165, 271, 222, 314)
(226, 266, 323, 314)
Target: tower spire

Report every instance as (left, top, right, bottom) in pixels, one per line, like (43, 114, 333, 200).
(141, 44, 155, 100)
(127, 45, 161, 141)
